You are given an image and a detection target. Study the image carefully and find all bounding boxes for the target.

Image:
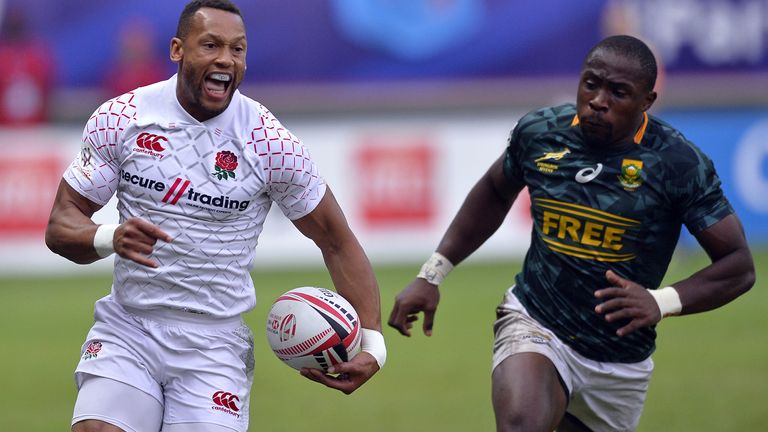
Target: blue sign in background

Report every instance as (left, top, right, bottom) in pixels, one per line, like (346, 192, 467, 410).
(660, 109, 768, 244)
(3, 0, 767, 87)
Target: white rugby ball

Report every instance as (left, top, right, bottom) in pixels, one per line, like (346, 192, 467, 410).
(266, 287, 362, 371)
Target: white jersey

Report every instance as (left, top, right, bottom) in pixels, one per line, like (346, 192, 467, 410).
(64, 75, 326, 317)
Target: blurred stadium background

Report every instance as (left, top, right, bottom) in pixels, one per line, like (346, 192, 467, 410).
(0, 0, 765, 430)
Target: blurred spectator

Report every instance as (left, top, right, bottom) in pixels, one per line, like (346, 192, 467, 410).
(0, 7, 53, 126)
(103, 18, 168, 98)
(601, 0, 667, 105)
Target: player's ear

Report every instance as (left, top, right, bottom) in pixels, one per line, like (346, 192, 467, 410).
(170, 38, 183, 63)
(641, 90, 657, 112)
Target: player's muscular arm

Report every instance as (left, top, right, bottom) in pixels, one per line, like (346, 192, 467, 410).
(292, 188, 381, 332)
(45, 180, 105, 264)
(670, 214, 754, 314)
(292, 187, 382, 393)
(388, 152, 524, 337)
(595, 214, 754, 336)
(46, 180, 171, 267)
(436, 152, 523, 266)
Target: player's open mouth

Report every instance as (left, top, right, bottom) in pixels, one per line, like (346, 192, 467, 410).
(204, 72, 232, 100)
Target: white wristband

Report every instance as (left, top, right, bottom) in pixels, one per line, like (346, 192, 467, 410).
(361, 328, 387, 369)
(648, 286, 682, 318)
(417, 252, 454, 286)
(93, 224, 119, 258)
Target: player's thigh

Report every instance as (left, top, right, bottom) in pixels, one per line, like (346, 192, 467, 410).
(161, 322, 254, 431)
(492, 352, 568, 432)
(566, 358, 651, 432)
(73, 375, 163, 432)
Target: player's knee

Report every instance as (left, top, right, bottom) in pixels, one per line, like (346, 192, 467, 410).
(72, 419, 125, 432)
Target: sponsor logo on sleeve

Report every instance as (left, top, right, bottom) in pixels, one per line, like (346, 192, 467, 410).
(76, 146, 94, 179)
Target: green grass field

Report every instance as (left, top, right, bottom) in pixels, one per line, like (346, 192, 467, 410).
(0, 249, 765, 431)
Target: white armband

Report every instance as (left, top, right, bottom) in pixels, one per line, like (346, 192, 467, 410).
(361, 328, 387, 369)
(93, 224, 119, 258)
(416, 252, 454, 286)
(648, 286, 682, 318)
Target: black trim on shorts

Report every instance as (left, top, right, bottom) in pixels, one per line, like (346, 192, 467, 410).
(561, 412, 593, 432)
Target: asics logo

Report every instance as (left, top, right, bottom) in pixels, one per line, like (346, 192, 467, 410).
(575, 163, 603, 184)
(212, 391, 240, 412)
(136, 132, 168, 152)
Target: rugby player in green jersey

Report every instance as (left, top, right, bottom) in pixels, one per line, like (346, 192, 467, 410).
(388, 35, 754, 432)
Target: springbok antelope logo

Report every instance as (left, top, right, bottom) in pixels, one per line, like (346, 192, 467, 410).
(535, 148, 571, 163)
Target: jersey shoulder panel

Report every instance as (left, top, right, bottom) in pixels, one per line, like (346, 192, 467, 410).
(645, 115, 733, 233)
(239, 98, 307, 163)
(63, 92, 141, 205)
(86, 92, 140, 148)
(504, 104, 577, 183)
(237, 97, 326, 220)
(645, 115, 715, 179)
(513, 104, 578, 144)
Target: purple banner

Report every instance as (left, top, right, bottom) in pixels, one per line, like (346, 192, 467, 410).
(1, 0, 766, 87)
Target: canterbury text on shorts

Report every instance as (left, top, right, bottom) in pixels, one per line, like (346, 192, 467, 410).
(73, 295, 255, 431)
(492, 287, 653, 432)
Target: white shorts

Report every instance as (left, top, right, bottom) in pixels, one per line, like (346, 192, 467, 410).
(492, 288, 653, 432)
(73, 295, 255, 432)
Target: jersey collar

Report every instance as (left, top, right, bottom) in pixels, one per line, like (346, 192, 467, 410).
(571, 112, 649, 145)
(168, 74, 240, 128)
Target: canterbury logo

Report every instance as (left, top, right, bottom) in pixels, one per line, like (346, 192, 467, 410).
(535, 148, 571, 163)
(162, 178, 191, 205)
(212, 391, 240, 412)
(136, 132, 168, 152)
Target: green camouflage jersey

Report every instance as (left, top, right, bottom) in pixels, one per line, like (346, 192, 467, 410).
(503, 104, 733, 363)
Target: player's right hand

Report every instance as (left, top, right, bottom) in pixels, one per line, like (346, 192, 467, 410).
(114, 217, 172, 268)
(299, 351, 379, 395)
(388, 278, 440, 337)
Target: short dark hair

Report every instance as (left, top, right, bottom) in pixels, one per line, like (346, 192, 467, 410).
(584, 35, 658, 92)
(176, 0, 242, 39)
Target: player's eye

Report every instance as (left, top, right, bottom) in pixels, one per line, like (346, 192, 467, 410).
(611, 86, 630, 98)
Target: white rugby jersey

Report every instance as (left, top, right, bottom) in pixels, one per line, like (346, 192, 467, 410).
(64, 75, 327, 317)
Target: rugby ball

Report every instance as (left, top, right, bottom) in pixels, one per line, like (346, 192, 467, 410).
(266, 287, 362, 371)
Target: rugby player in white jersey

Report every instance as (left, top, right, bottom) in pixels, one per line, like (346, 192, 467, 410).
(45, 1, 386, 431)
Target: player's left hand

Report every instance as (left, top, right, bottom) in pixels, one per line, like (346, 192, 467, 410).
(594, 270, 662, 337)
(299, 351, 379, 395)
